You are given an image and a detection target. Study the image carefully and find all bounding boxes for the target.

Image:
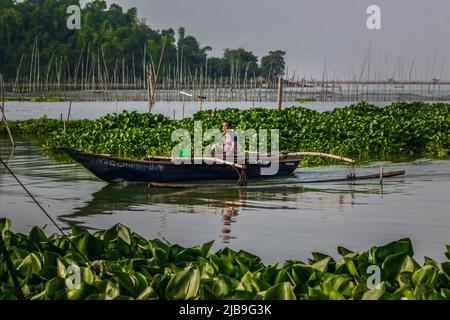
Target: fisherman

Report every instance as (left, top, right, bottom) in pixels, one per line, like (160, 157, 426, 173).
(221, 121, 238, 156)
(212, 120, 238, 158)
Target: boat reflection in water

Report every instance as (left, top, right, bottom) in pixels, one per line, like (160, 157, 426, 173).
(57, 181, 370, 244)
(221, 207, 239, 244)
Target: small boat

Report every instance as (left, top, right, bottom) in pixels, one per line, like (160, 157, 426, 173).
(61, 148, 302, 183)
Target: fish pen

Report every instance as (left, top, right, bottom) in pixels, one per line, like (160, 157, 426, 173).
(2, 77, 450, 102)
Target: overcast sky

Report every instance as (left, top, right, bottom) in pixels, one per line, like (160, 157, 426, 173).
(97, 0, 450, 79)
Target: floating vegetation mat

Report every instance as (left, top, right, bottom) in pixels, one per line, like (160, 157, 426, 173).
(1, 218, 449, 300)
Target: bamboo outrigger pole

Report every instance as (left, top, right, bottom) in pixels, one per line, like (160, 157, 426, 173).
(281, 151, 356, 178)
(245, 151, 356, 164)
(288, 152, 356, 164)
(148, 170, 406, 189)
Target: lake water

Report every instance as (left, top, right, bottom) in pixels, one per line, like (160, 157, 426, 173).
(1, 138, 449, 264)
(3, 100, 396, 120)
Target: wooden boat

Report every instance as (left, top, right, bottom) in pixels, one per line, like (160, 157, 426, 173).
(61, 148, 302, 183)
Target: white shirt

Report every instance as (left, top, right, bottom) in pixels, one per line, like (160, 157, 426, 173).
(223, 130, 238, 153)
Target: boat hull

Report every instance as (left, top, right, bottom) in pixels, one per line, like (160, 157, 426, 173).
(62, 148, 300, 183)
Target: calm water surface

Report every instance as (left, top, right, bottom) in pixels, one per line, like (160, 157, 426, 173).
(1, 138, 449, 264)
(4, 100, 394, 120)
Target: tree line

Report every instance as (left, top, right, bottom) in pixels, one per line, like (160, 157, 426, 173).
(0, 0, 286, 87)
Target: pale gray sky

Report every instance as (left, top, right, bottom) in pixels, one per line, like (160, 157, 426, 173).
(99, 0, 450, 79)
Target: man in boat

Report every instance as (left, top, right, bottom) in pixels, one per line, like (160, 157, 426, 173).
(212, 121, 238, 159)
(222, 121, 238, 156)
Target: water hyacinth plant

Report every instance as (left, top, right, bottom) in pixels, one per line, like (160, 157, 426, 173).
(0, 218, 449, 300)
(1, 102, 448, 164)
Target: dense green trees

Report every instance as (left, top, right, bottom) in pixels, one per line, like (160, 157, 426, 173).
(0, 0, 285, 84)
(261, 50, 286, 79)
(223, 48, 259, 79)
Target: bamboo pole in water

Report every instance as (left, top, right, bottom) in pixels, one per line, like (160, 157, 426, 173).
(155, 36, 167, 82)
(57, 57, 62, 94)
(14, 54, 24, 94)
(101, 46, 110, 91)
(380, 166, 384, 184)
(36, 39, 40, 92)
(97, 49, 102, 90)
(85, 43, 90, 91)
(75, 43, 85, 90)
(132, 51, 136, 89)
(121, 57, 125, 88)
(0, 74, 15, 147)
(276, 76, 283, 110)
(28, 39, 35, 93)
(64, 100, 72, 133)
(147, 65, 155, 112)
(142, 44, 147, 89)
(66, 58, 72, 93)
(92, 53, 97, 91)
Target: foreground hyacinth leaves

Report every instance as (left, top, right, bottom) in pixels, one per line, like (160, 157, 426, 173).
(0, 218, 449, 300)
